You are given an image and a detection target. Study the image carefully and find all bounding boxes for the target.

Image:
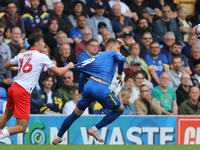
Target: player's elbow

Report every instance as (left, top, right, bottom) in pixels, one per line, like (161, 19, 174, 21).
(54, 71, 62, 76)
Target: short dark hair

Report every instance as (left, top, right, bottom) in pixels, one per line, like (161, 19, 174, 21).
(137, 16, 148, 25)
(172, 55, 182, 63)
(171, 41, 182, 48)
(0, 21, 5, 29)
(47, 17, 58, 27)
(43, 75, 53, 82)
(28, 33, 44, 47)
(87, 39, 98, 45)
(17, 46, 27, 54)
(134, 70, 145, 79)
(140, 84, 149, 90)
(124, 74, 134, 82)
(149, 41, 159, 48)
(73, 87, 79, 94)
(31, 27, 42, 34)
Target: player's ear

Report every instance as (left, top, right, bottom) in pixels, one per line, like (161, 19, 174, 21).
(109, 44, 112, 50)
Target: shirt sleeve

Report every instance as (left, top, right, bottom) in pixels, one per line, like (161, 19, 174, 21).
(151, 89, 160, 101)
(162, 54, 169, 66)
(113, 52, 125, 77)
(173, 90, 177, 100)
(144, 54, 154, 68)
(10, 55, 19, 65)
(42, 54, 55, 68)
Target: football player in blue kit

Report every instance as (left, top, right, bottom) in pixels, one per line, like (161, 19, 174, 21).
(52, 38, 125, 144)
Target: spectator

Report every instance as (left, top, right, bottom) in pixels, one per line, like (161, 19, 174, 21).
(30, 88, 45, 114)
(93, 102, 112, 114)
(56, 70, 78, 110)
(49, 2, 73, 35)
(139, 31, 153, 59)
(117, 87, 137, 115)
(3, 26, 12, 44)
(133, 70, 153, 96)
(125, 59, 151, 81)
(22, 0, 49, 37)
(151, 72, 178, 115)
(62, 0, 88, 16)
(69, 15, 87, 44)
(168, 56, 187, 91)
(191, 59, 200, 88)
(90, 2, 115, 38)
(153, 5, 182, 43)
(142, 7, 157, 32)
(100, 29, 112, 51)
(125, 43, 150, 78)
(114, 74, 139, 103)
(76, 39, 99, 63)
(167, 42, 192, 74)
(134, 85, 162, 115)
(0, 28, 11, 62)
(109, 0, 138, 22)
(51, 31, 74, 60)
(95, 22, 107, 44)
(144, 42, 170, 86)
(176, 73, 192, 106)
(0, 2, 26, 38)
(111, 3, 136, 38)
(8, 27, 24, 58)
(39, 75, 62, 114)
(188, 45, 200, 74)
(68, 0, 93, 30)
(176, 6, 193, 43)
(86, 0, 112, 19)
(150, 0, 177, 19)
(134, 17, 157, 46)
(63, 88, 89, 115)
(178, 86, 200, 115)
(41, 45, 50, 58)
(182, 33, 198, 60)
(120, 31, 135, 57)
(44, 17, 59, 50)
(75, 28, 101, 58)
(56, 43, 78, 83)
(0, 50, 12, 90)
(161, 31, 175, 55)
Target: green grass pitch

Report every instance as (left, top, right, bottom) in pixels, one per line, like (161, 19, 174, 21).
(0, 145, 200, 150)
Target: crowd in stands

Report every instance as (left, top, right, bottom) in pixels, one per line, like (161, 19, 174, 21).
(1, 0, 200, 115)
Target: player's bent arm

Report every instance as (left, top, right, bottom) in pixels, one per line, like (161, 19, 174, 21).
(49, 62, 74, 76)
(4, 61, 18, 71)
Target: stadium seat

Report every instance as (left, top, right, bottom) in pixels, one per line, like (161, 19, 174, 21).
(0, 87, 7, 100)
(176, 0, 196, 19)
(0, 100, 5, 114)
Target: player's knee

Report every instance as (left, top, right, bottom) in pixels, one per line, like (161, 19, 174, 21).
(74, 107, 84, 116)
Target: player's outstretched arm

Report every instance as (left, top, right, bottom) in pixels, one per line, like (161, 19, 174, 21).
(49, 62, 74, 76)
(4, 61, 18, 71)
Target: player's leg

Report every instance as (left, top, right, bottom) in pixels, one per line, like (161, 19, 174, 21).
(0, 108, 14, 129)
(88, 89, 124, 142)
(0, 118, 29, 139)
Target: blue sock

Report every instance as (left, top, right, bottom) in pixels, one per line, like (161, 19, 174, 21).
(95, 110, 124, 130)
(57, 111, 80, 137)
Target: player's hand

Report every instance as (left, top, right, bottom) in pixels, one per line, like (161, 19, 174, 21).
(117, 76, 123, 86)
(11, 66, 18, 71)
(68, 62, 74, 69)
(43, 19, 48, 24)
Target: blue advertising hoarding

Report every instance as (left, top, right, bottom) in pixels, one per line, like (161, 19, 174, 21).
(0, 115, 177, 145)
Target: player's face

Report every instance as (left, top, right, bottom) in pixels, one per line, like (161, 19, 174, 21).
(122, 93, 131, 105)
(38, 39, 46, 51)
(172, 58, 182, 71)
(43, 77, 53, 89)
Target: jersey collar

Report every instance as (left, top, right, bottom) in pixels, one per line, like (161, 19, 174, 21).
(29, 49, 38, 51)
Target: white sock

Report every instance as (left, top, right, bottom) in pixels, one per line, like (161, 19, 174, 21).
(0, 129, 10, 139)
(56, 135, 62, 140)
(92, 126, 98, 131)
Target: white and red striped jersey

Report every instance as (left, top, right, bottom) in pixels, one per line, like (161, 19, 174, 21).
(10, 49, 55, 94)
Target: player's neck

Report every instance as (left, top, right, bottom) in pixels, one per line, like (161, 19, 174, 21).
(30, 46, 39, 51)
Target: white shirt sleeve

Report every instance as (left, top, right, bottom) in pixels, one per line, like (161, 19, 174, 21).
(41, 54, 55, 68)
(10, 55, 19, 65)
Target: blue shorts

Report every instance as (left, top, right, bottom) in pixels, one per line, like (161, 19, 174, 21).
(77, 79, 121, 111)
